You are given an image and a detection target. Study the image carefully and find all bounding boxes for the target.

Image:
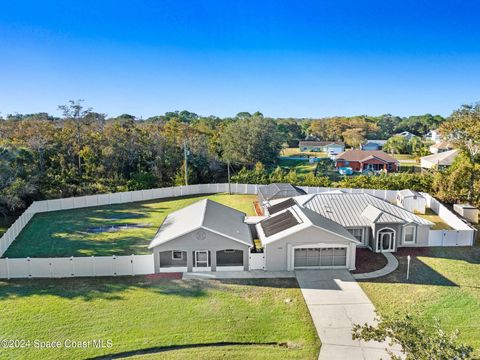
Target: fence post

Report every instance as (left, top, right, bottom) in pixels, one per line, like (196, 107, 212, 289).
(6, 258, 10, 280)
(131, 254, 135, 276)
(91, 256, 95, 277)
(70, 256, 74, 277)
(27, 257, 31, 279)
(49, 258, 53, 278)
(113, 255, 117, 276)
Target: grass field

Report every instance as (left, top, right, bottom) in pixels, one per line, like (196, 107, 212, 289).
(4, 194, 257, 258)
(280, 148, 327, 158)
(359, 245, 480, 355)
(392, 153, 418, 161)
(277, 158, 317, 176)
(0, 276, 319, 360)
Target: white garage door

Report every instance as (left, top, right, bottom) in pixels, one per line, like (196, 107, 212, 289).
(294, 247, 347, 268)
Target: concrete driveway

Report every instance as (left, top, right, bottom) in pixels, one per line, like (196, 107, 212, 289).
(296, 269, 401, 360)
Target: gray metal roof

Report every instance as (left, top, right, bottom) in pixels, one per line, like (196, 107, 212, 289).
(301, 207, 359, 242)
(361, 204, 405, 224)
(258, 183, 306, 202)
(298, 193, 432, 227)
(149, 199, 252, 248)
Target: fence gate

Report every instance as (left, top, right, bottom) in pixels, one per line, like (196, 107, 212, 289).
(249, 252, 265, 270)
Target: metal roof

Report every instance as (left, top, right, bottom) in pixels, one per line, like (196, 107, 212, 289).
(258, 183, 306, 201)
(361, 204, 405, 224)
(298, 193, 432, 227)
(398, 189, 423, 198)
(149, 199, 252, 248)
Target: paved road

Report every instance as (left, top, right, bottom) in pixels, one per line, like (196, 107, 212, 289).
(296, 269, 401, 360)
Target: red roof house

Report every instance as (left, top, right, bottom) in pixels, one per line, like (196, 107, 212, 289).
(335, 150, 399, 172)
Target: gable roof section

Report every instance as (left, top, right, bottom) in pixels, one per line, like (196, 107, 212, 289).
(258, 183, 306, 202)
(148, 199, 252, 248)
(299, 193, 432, 227)
(336, 150, 399, 164)
(361, 204, 405, 224)
(257, 205, 359, 245)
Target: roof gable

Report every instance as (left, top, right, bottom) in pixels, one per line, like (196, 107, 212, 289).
(336, 150, 399, 163)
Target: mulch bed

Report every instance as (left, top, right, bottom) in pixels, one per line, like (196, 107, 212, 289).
(144, 273, 183, 280)
(352, 248, 389, 274)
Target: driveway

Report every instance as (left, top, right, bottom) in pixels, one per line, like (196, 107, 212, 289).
(296, 269, 401, 360)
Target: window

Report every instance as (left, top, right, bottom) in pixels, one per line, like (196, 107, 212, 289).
(172, 251, 183, 260)
(404, 226, 416, 244)
(347, 228, 364, 243)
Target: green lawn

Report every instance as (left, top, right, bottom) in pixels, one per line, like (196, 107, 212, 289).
(4, 194, 257, 258)
(277, 158, 317, 176)
(280, 148, 328, 158)
(392, 153, 417, 161)
(0, 276, 319, 360)
(417, 208, 453, 230)
(359, 246, 480, 356)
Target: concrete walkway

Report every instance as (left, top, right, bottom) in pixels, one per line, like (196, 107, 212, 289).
(353, 252, 399, 280)
(296, 270, 401, 360)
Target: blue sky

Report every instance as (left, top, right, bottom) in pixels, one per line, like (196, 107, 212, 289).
(0, 1, 479, 118)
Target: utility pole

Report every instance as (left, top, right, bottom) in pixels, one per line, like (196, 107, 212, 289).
(227, 160, 231, 194)
(184, 140, 188, 186)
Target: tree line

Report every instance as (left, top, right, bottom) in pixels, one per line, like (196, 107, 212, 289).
(0, 100, 478, 217)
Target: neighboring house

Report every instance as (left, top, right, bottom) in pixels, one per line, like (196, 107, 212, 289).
(420, 149, 459, 169)
(335, 150, 399, 172)
(396, 189, 427, 214)
(361, 140, 387, 151)
(290, 192, 433, 252)
(257, 201, 359, 271)
(425, 129, 442, 143)
(429, 141, 454, 154)
(396, 131, 415, 140)
(257, 183, 306, 205)
(149, 199, 253, 272)
(298, 141, 345, 154)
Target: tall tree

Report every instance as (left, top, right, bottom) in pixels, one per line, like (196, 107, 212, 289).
(440, 103, 480, 202)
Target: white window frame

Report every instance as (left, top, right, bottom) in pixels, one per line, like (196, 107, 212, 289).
(347, 228, 364, 243)
(172, 250, 183, 260)
(403, 225, 416, 244)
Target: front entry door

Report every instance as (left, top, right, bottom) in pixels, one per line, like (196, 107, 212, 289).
(195, 250, 209, 267)
(379, 231, 395, 252)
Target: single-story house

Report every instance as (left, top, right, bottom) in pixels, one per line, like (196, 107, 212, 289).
(256, 201, 359, 271)
(299, 141, 345, 154)
(429, 141, 454, 154)
(396, 189, 427, 214)
(396, 131, 415, 140)
(425, 129, 442, 143)
(257, 183, 306, 205)
(287, 192, 433, 252)
(335, 150, 399, 172)
(149, 199, 253, 273)
(420, 149, 459, 169)
(361, 140, 388, 151)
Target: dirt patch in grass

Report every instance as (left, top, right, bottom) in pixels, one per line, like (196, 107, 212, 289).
(352, 248, 388, 274)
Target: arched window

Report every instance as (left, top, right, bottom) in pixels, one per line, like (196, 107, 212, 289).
(376, 228, 396, 252)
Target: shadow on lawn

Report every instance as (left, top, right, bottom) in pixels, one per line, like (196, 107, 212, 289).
(0, 277, 300, 301)
(361, 246, 480, 287)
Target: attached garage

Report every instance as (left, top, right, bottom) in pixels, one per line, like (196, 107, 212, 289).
(257, 205, 360, 271)
(293, 246, 347, 269)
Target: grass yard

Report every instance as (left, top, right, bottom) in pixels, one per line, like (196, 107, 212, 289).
(277, 158, 316, 176)
(4, 194, 257, 258)
(359, 245, 480, 355)
(392, 153, 418, 161)
(280, 148, 327, 158)
(0, 276, 319, 360)
(417, 208, 453, 230)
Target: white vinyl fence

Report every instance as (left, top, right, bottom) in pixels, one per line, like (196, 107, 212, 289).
(0, 183, 475, 279)
(0, 255, 154, 279)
